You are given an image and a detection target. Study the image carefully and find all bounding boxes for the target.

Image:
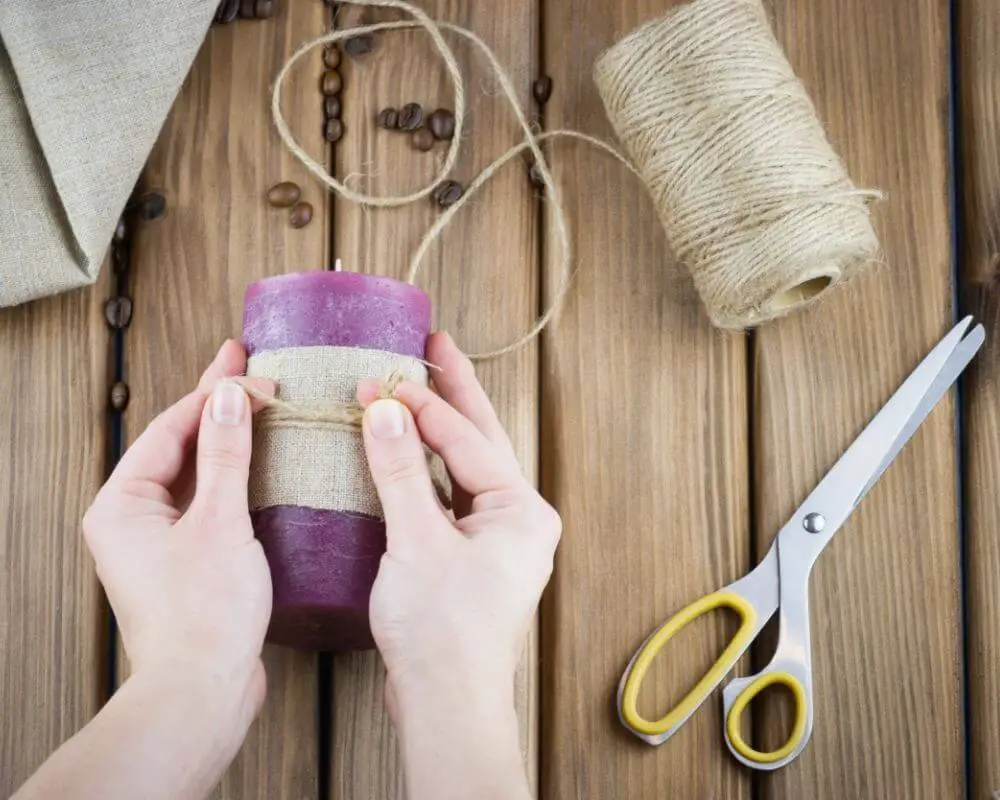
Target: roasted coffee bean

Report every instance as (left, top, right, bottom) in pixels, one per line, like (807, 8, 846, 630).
(290, 201, 314, 228)
(136, 192, 166, 221)
(113, 216, 126, 243)
(112, 243, 129, 275)
(324, 118, 344, 143)
(321, 71, 342, 95)
(110, 381, 130, 412)
(239, 0, 256, 18)
(397, 102, 424, 132)
(427, 108, 455, 140)
(217, 0, 240, 24)
(377, 107, 398, 129)
(532, 75, 553, 105)
(344, 34, 375, 57)
(324, 46, 342, 69)
(528, 161, 545, 189)
(267, 181, 301, 207)
(254, 0, 275, 18)
(325, 95, 342, 120)
(433, 180, 463, 207)
(411, 128, 435, 152)
(105, 296, 133, 329)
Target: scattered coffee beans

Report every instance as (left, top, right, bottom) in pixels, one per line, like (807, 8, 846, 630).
(267, 181, 301, 207)
(377, 108, 399, 129)
(324, 46, 342, 69)
(321, 71, 343, 95)
(433, 180, 463, 207)
(397, 102, 424, 132)
(411, 128, 435, 152)
(290, 201, 314, 228)
(428, 108, 456, 140)
(325, 96, 342, 120)
(532, 75, 553, 105)
(344, 34, 375, 57)
(136, 192, 166, 221)
(325, 118, 345, 143)
(110, 381, 130, 412)
(215, 0, 240, 24)
(105, 296, 133, 329)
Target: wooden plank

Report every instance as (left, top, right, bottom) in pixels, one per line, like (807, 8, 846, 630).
(957, 1, 1000, 797)
(0, 272, 110, 794)
(123, 4, 328, 797)
(753, 1, 962, 796)
(330, 2, 540, 796)
(539, 1, 751, 798)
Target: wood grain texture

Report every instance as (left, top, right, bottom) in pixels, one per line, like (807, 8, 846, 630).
(753, 0, 962, 796)
(540, 2, 751, 798)
(330, 1, 539, 796)
(123, 5, 328, 797)
(957, 1, 1000, 797)
(0, 272, 110, 794)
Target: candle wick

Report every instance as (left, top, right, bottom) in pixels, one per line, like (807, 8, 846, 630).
(334, 258, 343, 272)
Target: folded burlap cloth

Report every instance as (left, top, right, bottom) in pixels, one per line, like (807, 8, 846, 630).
(0, 1, 216, 307)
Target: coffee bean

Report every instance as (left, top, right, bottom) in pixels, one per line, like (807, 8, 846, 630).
(267, 181, 301, 207)
(397, 103, 424, 132)
(112, 243, 129, 275)
(377, 107, 398, 129)
(105, 296, 133, 329)
(239, 0, 256, 18)
(411, 128, 435, 152)
(290, 202, 314, 228)
(433, 180, 463, 207)
(217, 0, 240, 24)
(321, 71, 342, 95)
(254, 0, 275, 18)
(532, 75, 553, 105)
(324, 46, 341, 69)
(344, 34, 375, 57)
(136, 192, 166, 221)
(110, 381, 130, 412)
(528, 161, 545, 189)
(428, 108, 455, 140)
(113, 216, 126, 243)
(324, 118, 344, 143)
(325, 95, 342, 120)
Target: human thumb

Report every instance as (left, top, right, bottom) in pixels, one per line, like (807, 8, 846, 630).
(363, 399, 441, 550)
(192, 380, 253, 522)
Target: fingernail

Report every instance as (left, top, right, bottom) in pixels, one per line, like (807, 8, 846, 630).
(211, 381, 247, 426)
(366, 399, 406, 439)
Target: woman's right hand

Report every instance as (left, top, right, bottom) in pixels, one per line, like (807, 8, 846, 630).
(358, 332, 561, 800)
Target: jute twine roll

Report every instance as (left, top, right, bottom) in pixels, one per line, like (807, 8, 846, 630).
(594, 0, 881, 327)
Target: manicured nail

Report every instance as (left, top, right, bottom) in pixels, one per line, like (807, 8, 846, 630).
(367, 399, 406, 439)
(211, 381, 247, 426)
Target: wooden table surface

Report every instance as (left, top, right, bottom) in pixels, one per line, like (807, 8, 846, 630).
(2, 0, 999, 797)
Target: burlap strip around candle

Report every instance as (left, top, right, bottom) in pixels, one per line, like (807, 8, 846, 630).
(246, 345, 428, 517)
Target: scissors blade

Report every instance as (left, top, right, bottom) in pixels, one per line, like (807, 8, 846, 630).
(854, 320, 984, 506)
(790, 316, 984, 539)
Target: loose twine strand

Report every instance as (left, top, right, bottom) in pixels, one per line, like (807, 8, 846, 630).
(271, 0, 634, 361)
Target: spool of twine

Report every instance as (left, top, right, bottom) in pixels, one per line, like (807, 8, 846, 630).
(594, 0, 880, 327)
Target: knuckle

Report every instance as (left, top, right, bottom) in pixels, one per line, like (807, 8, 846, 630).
(381, 454, 427, 485)
(199, 445, 246, 475)
(534, 498, 563, 545)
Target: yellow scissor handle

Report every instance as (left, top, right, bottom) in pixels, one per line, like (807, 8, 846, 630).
(725, 671, 808, 764)
(620, 589, 757, 737)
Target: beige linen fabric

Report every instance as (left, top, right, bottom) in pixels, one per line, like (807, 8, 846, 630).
(0, 1, 216, 306)
(246, 346, 429, 517)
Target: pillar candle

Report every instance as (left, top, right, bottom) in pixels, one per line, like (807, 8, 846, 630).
(243, 270, 431, 650)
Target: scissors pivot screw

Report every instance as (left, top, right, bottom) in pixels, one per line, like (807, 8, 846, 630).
(802, 513, 825, 534)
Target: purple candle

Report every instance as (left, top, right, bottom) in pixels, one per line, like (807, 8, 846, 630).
(243, 270, 431, 650)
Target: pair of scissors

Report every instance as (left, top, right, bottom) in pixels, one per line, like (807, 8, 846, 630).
(617, 316, 985, 771)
